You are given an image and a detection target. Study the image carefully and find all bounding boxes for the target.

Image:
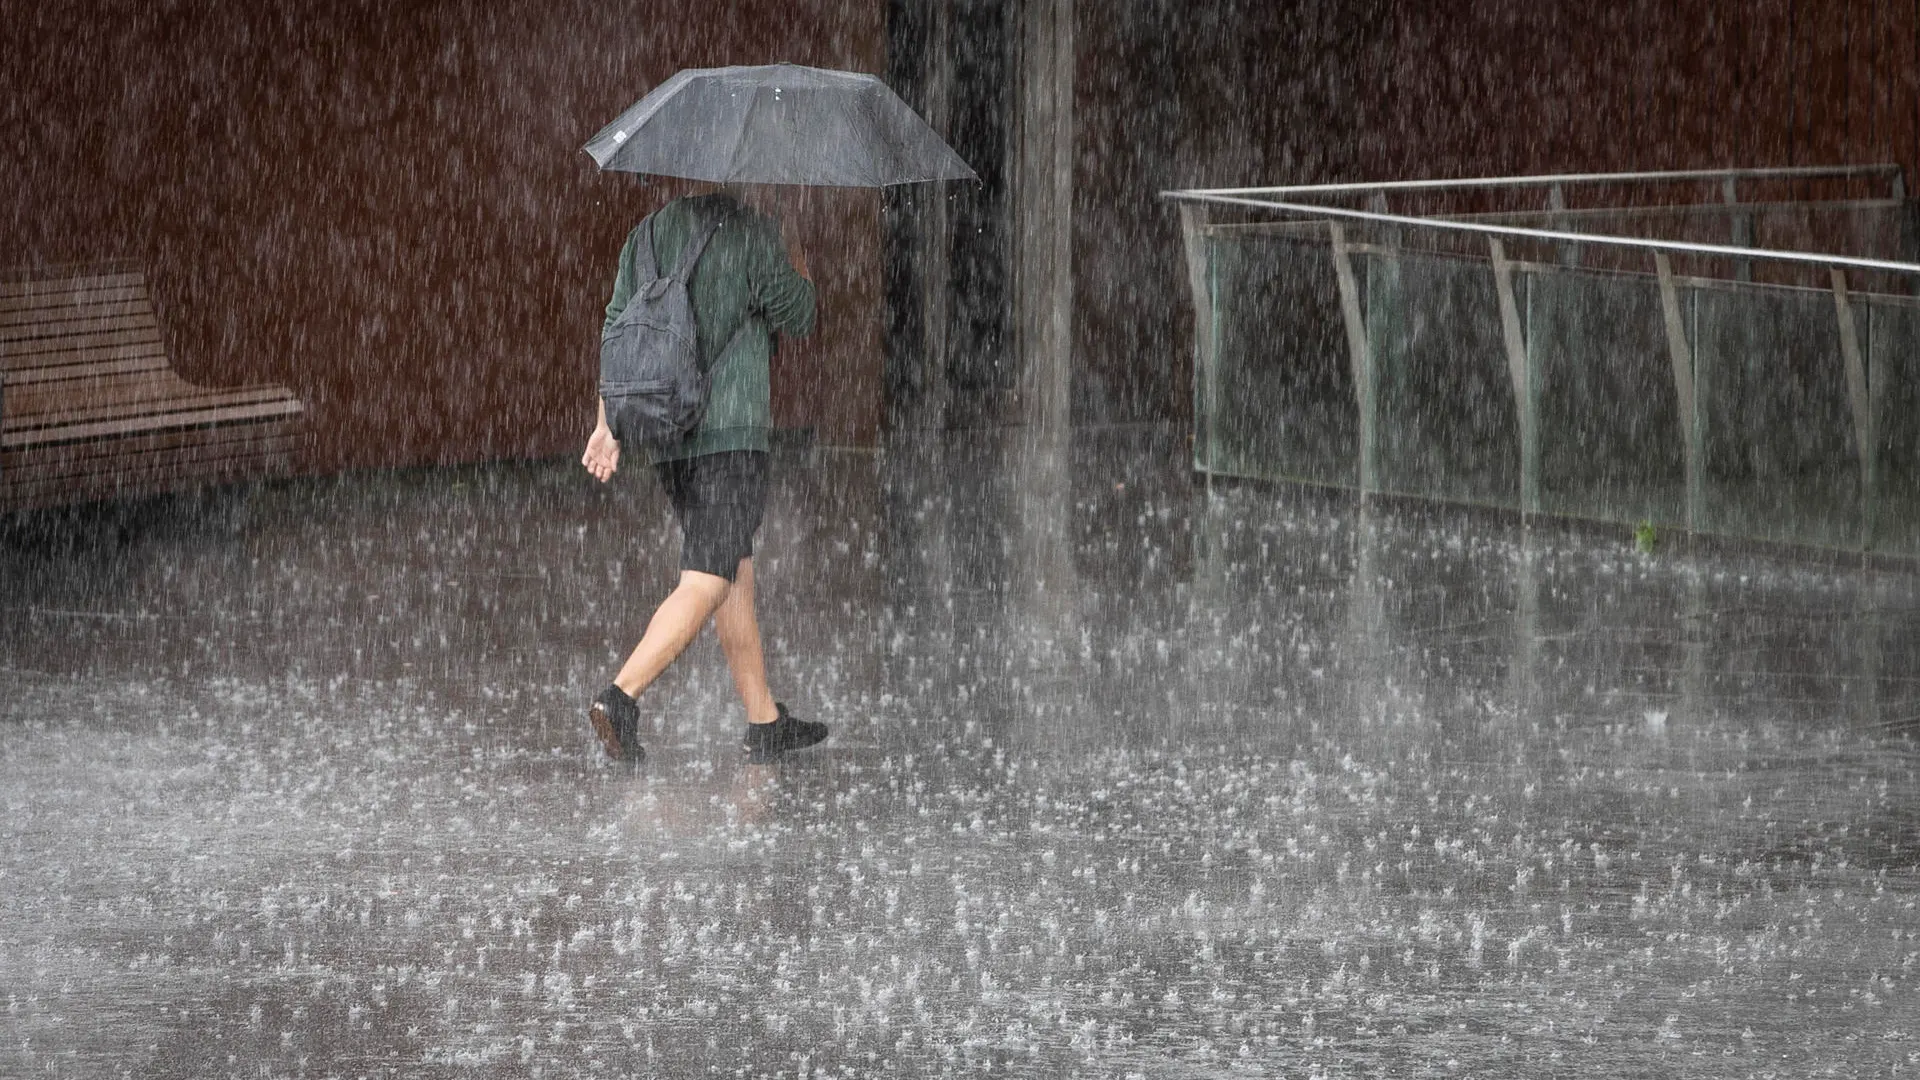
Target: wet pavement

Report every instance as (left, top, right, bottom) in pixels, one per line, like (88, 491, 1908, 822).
(2, 425, 1918, 1078)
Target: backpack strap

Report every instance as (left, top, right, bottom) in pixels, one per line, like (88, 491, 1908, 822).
(659, 206, 751, 373)
(663, 210, 728, 283)
(706, 313, 752, 375)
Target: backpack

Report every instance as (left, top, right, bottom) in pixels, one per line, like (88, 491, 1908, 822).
(599, 209, 741, 448)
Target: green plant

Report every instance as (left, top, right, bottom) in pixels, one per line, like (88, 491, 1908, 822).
(1634, 520, 1657, 554)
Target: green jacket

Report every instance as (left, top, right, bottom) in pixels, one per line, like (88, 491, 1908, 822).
(603, 193, 816, 462)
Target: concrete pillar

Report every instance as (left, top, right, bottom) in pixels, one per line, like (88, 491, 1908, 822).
(1013, 0, 1073, 433)
(1007, 0, 1078, 717)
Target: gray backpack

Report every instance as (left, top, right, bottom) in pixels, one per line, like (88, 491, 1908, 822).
(599, 210, 739, 448)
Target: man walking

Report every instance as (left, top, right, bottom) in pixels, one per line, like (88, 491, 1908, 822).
(582, 185, 828, 764)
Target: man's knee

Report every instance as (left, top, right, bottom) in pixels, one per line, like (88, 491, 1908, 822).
(676, 569, 733, 606)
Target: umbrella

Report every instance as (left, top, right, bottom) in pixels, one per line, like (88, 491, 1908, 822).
(582, 63, 976, 187)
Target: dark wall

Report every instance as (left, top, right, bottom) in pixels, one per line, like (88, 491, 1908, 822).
(10, 0, 1912, 467)
(883, 0, 1017, 431)
(1073, 0, 1920, 427)
(0, 1, 884, 474)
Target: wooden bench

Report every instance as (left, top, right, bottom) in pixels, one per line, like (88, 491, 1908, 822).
(0, 264, 308, 512)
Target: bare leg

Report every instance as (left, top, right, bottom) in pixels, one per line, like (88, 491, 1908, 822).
(714, 557, 780, 724)
(613, 570, 732, 698)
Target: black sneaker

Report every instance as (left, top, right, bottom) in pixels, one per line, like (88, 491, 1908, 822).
(588, 685, 645, 763)
(743, 702, 828, 761)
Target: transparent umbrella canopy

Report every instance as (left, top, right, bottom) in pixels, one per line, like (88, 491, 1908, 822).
(582, 62, 976, 187)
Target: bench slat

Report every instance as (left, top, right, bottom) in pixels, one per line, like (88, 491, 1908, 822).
(0, 326, 163, 360)
(3, 354, 170, 385)
(0, 271, 145, 301)
(0, 296, 153, 329)
(7, 391, 303, 438)
(0, 284, 149, 317)
(5, 384, 303, 436)
(5, 368, 241, 417)
(6, 417, 300, 468)
(0, 311, 159, 344)
(7, 363, 224, 402)
(1, 340, 168, 374)
(3, 398, 306, 450)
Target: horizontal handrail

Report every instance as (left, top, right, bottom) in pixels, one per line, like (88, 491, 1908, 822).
(1162, 191, 1920, 275)
(1168, 165, 1903, 199)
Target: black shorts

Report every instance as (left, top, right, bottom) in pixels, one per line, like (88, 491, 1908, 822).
(653, 451, 769, 582)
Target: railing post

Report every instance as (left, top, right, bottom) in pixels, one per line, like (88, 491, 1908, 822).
(1654, 252, 1702, 534)
(1830, 269, 1875, 549)
(1178, 204, 1217, 478)
(1489, 238, 1539, 513)
(1899, 176, 1920, 268)
(1722, 175, 1754, 283)
(1329, 222, 1378, 494)
(1548, 184, 1580, 268)
(1365, 191, 1403, 261)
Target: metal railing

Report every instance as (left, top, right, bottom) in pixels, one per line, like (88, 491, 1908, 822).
(1162, 166, 1920, 556)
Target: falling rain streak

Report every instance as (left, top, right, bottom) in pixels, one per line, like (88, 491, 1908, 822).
(5, 1, 1920, 1078)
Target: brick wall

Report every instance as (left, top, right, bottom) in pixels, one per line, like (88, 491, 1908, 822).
(0, 2, 884, 472)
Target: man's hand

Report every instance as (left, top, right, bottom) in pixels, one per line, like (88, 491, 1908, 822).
(583, 424, 620, 482)
(780, 212, 811, 281)
(746, 183, 812, 280)
(778, 188, 813, 280)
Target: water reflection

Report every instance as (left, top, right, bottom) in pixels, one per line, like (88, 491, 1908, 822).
(1, 428, 1916, 1077)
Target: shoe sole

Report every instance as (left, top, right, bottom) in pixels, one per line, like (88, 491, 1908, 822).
(588, 702, 636, 762)
(743, 729, 828, 763)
